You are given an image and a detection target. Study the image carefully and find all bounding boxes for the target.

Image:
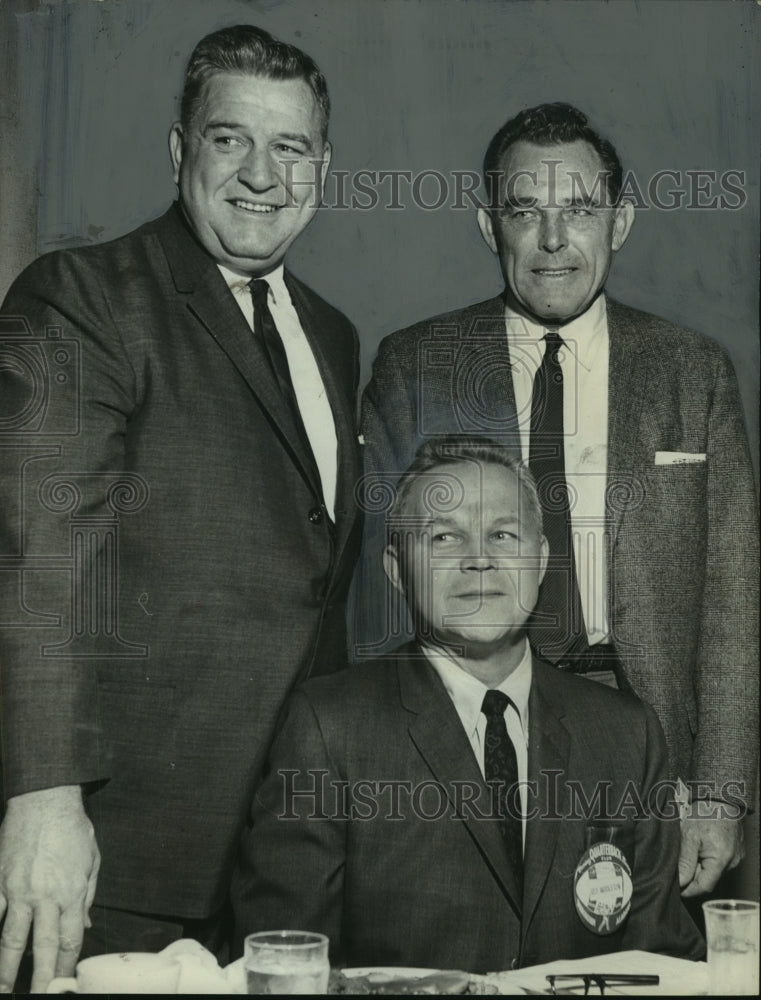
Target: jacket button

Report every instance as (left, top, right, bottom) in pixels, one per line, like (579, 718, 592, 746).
(308, 506, 323, 525)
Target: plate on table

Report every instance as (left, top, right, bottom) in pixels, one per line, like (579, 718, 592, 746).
(335, 967, 507, 994)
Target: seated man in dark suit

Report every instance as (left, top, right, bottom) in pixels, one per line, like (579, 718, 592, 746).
(233, 437, 702, 971)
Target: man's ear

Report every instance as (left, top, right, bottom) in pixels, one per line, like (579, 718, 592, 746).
(477, 207, 499, 255)
(538, 534, 549, 586)
(611, 198, 635, 252)
(318, 141, 332, 196)
(382, 544, 406, 598)
(169, 123, 184, 185)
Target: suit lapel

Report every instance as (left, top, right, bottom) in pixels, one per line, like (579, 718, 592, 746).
(397, 652, 523, 920)
(156, 205, 323, 498)
(521, 659, 571, 944)
(285, 272, 361, 561)
(462, 295, 521, 449)
(606, 298, 651, 547)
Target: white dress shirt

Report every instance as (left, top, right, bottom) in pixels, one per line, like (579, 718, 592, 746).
(219, 264, 338, 520)
(505, 297, 610, 643)
(422, 639, 532, 848)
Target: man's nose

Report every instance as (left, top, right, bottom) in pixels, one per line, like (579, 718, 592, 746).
(460, 552, 496, 572)
(237, 146, 277, 190)
(539, 212, 567, 253)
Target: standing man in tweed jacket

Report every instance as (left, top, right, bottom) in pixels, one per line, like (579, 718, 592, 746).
(359, 103, 758, 900)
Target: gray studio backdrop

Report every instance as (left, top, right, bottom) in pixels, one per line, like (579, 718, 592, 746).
(0, 0, 759, 903)
(1, 0, 759, 453)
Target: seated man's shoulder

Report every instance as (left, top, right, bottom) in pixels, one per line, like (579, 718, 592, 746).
(297, 647, 417, 713)
(534, 657, 653, 727)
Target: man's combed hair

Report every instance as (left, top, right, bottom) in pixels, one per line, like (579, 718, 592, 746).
(387, 435, 543, 536)
(483, 102, 623, 207)
(180, 24, 330, 139)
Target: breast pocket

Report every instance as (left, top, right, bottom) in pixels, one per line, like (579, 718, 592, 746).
(646, 461, 707, 511)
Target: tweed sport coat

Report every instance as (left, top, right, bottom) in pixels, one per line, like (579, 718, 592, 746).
(233, 648, 703, 970)
(356, 295, 759, 802)
(0, 204, 362, 917)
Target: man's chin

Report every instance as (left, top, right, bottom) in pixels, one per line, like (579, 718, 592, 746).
(511, 288, 602, 326)
(433, 626, 524, 658)
(215, 240, 288, 275)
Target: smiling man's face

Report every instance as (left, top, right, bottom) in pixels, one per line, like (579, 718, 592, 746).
(384, 460, 548, 657)
(478, 140, 634, 324)
(169, 71, 330, 276)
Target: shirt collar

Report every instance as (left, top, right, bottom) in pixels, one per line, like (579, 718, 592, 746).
(422, 639, 532, 744)
(217, 263, 289, 306)
(504, 293, 607, 372)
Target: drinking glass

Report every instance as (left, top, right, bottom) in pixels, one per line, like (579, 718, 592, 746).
(702, 899, 759, 996)
(244, 930, 329, 995)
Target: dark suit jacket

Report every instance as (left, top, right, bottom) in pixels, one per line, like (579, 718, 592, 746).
(233, 648, 703, 970)
(0, 204, 362, 917)
(357, 295, 759, 801)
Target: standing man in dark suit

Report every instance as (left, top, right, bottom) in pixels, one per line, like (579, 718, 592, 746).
(359, 104, 758, 906)
(235, 439, 702, 969)
(0, 24, 361, 992)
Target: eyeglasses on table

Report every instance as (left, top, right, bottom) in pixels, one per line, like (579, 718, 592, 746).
(546, 973, 659, 995)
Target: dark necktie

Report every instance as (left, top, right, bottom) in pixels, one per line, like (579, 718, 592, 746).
(482, 689, 523, 892)
(528, 328, 587, 660)
(250, 279, 319, 485)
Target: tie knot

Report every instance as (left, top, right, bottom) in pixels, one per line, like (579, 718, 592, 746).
(482, 689, 511, 719)
(544, 327, 564, 364)
(249, 279, 270, 307)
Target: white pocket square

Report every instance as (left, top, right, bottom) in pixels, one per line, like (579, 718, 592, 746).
(358, 434, 365, 445)
(654, 451, 706, 465)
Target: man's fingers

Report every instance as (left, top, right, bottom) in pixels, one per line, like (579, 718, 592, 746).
(29, 899, 61, 994)
(0, 902, 32, 992)
(680, 875, 701, 898)
(729, 826, 745, 869)
(55, 905, 85, 978)
(83, 851, 100, 928)
(683, 856, 724, 898)
(678, 835, 699, 889)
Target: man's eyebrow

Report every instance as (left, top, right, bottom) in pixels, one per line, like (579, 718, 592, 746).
(202, 123, 315, 151)
(427, 516, 459, 528)
(203, 120, 245, 134)
(504, 195, 537, 209)
(503, 194, 604, 209)
(275, 131, 316, 151)
(566, 193, 602, 208)
(489, 514, 521, 528)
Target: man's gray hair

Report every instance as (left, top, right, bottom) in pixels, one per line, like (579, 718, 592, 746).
(180, 24, 330, 140)
(386, 435, 543, 538)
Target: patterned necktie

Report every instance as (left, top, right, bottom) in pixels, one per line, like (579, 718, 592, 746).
(250, 279, 319, 483)
(528, 328, 587, 660)
(482, 689, 523, 892)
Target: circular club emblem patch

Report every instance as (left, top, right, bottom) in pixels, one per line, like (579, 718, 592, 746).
(574, 841, 633, 935)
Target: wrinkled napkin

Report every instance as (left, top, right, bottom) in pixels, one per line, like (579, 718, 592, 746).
(146, 939, 243, 994)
